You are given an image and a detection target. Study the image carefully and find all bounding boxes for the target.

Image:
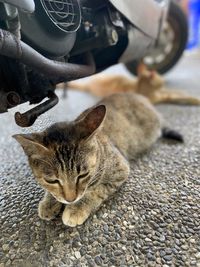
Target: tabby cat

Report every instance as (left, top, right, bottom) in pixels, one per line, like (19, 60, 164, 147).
(13, 93, 183, 227)
(66, 64, 200, 105)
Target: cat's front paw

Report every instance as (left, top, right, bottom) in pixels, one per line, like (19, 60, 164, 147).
(62, 205, 90, 227)
(38, 200, 62, 221)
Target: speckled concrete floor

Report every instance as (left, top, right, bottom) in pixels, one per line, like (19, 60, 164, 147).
(0, 54, 200, 267)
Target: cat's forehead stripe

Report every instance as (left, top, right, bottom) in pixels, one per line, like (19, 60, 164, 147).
(76, 164, 81, 174)
(55, 149, 65, 172)
(45, 122, 81, 145)
(56, 144, 79, 173)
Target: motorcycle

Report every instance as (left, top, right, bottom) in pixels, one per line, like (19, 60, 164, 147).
(0, 0, 169, 127)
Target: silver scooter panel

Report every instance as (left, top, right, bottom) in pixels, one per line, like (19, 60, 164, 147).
(0, 0, 35, 13)
(109, 0, 169, 39)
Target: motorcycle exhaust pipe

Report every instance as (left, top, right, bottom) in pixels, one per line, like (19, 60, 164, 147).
(0, 29, 95, 82)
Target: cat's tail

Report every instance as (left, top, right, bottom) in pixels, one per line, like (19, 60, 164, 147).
(56, 81, 90, 92)
(67, 81, 90, 92)
(161, 127, 184, 142)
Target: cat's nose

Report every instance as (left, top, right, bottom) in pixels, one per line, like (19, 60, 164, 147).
(63, 189, 77, 203)
(65, 194, 76, 203)
(62, 183, 77, 203)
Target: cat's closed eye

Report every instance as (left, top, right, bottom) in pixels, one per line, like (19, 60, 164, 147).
(77, 172, 90, 182)
(44, 178, 60, 185)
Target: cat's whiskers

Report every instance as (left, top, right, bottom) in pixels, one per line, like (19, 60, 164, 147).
(87, 165, 107, 187)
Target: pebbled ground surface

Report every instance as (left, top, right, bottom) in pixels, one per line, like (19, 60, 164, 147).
(0, 54, 200, 267)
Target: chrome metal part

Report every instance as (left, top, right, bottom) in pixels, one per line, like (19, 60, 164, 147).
(0, 0, 35, 13)
(119, 26, 154, 63)
(108, 0, 168, 39)
(40, 0, 81, 33)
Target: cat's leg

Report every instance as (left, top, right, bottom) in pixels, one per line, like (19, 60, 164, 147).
(154, 89, 200, 105)
(38, 191, 63, 221)
(167, 91, 200, 105)
(62, 159, 130, 227)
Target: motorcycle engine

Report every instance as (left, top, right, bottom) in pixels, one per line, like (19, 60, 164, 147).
(19, 0, 81, 57)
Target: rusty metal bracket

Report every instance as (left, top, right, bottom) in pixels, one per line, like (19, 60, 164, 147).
(15, 92, 58, 127)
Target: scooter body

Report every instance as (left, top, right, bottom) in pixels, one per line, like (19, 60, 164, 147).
(0, 0, 170, 126)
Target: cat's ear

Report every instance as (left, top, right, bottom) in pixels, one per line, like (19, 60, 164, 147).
(12, 133, 49, 158)
(137, 62, 148, 76)
(149, 70, 156, 79)
(78, 105, 106, 140)
(137, 63, 154, 79)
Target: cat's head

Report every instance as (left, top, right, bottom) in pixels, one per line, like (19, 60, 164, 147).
(137, 63, 164, 89)
(13, 105, 106, 204)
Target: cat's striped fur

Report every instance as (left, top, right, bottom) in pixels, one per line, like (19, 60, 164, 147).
(13, 92, 181, 227)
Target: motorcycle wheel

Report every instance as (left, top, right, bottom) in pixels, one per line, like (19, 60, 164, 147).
(125, 1, 188, 75)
